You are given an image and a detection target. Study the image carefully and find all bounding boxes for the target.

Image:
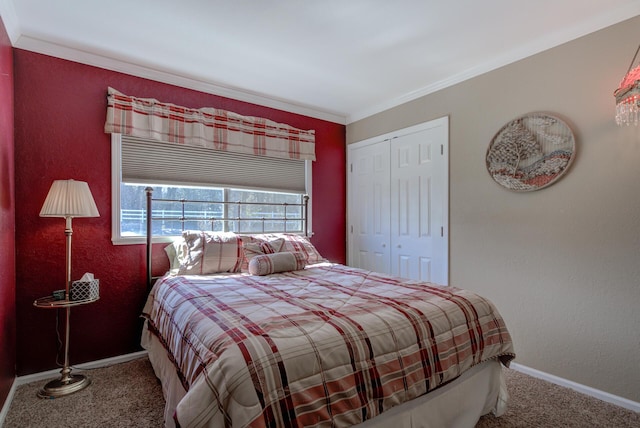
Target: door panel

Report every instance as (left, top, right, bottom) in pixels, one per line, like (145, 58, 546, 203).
(419, 256, 432, 282)
(396, 253, 411, 278)
(349, 140, 390, 273)
(419, 175, 432, 238)
(390, 124, 447, 284)
(397, 177, 410, 236)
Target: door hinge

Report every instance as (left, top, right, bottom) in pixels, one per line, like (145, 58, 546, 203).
(350, 163, 353, 173)
(440, 145, 444, 155)
(350, 225, 353, 233)
(441, 226, 444, 237)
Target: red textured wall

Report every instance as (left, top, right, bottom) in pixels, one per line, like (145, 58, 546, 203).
(14, 49, 346, 375)
(0, 17, 15, 407)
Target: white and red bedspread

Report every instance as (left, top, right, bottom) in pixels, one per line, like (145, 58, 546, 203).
(142, 263, 515, 427)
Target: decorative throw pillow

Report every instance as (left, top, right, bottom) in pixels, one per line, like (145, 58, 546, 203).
(248, 252, 307, 276)
(277, 234, 325, 264)
(179, 231, 242, 275)
(243, 238, 285, 259)
(238, 237, 285, 272)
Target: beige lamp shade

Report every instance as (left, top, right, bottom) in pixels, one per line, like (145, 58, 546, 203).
(40, 179, 100, 218)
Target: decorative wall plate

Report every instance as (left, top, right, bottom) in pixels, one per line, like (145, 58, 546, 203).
(486, 112, 575, 192)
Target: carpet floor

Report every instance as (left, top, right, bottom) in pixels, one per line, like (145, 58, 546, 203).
(4, 357, 639, 427)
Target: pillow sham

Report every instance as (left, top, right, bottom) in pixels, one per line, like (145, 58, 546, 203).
(164, 238, 188, 273)
(248, 233, 325, 264)
(179, 231, 242, 275)
(243, 238, 285, 260)
(164, 243, 178, 271)
(237, 236, 286, 272)
(248, 251, 307, 276)
(237, 233, 325, 272)
(276, 233, 325, 264)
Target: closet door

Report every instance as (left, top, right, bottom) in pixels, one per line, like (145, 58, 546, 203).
(348, 140, 391, 273)
(390, 120, 448, 284)
(348, 116, 448, 285)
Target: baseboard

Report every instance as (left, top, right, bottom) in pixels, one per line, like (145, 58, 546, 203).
(510, 362, 640, 413)
(0, 379, 17, 428)
(15, 350, 148, 386)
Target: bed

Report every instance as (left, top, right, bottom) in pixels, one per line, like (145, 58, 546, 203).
(140, 192, 515, 428)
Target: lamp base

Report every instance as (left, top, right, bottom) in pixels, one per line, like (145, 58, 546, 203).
(37, 373, 91, 399)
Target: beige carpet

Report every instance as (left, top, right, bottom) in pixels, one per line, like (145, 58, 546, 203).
(4, 357, 639, 427)
(5, 358, 165, 428)
(476, 369, 639, 428)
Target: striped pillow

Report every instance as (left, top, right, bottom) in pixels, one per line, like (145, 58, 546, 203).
(179, 231, 242, 275)
(238, 236, 285, 272)
(248, 252, 307, 276)
(243, 238, 285, 260)
(278, 234, 325, 264)
(249, 233, 325, 264)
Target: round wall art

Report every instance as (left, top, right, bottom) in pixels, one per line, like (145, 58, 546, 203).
(486, 112, 576, 192)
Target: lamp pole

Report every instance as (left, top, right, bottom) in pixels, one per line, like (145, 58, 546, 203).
(36, 215, 91, 398)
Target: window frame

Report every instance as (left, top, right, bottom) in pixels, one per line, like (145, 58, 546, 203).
(111, 133, 313, 245)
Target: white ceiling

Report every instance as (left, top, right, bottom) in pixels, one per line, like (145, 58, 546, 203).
(2, 0, 640, 124)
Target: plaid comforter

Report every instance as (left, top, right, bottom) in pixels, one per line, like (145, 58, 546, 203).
(142, 263, 515, 428)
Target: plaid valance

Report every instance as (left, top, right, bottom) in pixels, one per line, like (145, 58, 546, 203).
(104, 87, 316, 161)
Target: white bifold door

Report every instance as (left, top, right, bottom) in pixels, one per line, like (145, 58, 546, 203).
(350, 139, 392, 274)
(348, 117, 448, 285)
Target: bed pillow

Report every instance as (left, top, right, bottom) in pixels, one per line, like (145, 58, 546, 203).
(178, 231, 242, 275)
(164, 238, 188, 274)
(277, 233, 325, 264)
(164, 242, 178, 271)
(248, 251, 307, 276)
(248, 233, 325, 264)
(237, 236, 285, 272)
(243, 238, 285, 260)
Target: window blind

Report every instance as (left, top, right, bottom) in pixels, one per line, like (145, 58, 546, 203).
(121, 136, 307, 193)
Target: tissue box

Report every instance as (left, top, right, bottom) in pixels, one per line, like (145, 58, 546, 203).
(70, 279, 99, 301)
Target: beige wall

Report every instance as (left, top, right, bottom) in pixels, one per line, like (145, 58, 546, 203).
(347, 16, 640, 403)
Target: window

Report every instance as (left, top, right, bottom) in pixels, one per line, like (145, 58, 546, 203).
(112, 134, 312, 244)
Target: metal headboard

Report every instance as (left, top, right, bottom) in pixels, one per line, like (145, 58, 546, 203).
(145, 187, 310, 289)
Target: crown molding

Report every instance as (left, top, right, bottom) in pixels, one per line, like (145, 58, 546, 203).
(12, 33, 347, 125)
(3, 1, 639, 125)
(347, 4, 640, 124)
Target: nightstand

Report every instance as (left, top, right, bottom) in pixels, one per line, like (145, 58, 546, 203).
(33, 293, 99, 398)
